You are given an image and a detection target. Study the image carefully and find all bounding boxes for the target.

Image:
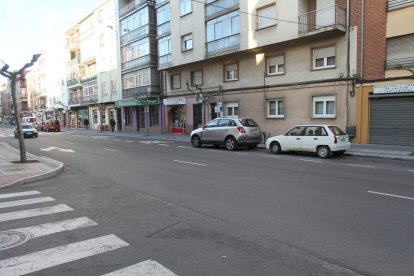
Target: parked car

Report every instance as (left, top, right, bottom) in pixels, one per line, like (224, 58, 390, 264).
(14, 124, 38, 138)
(191, 117, 262, 151)
(36, 121, 46, 131)
(44, 120, 61, 132)
(265, 125, 351, 158)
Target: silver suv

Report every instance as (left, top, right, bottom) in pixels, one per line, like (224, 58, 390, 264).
(190, 117, 262, 151)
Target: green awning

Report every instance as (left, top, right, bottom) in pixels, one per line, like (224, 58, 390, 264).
(115, 98, 160, 108)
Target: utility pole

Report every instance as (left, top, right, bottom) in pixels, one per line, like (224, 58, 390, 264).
(0, 54, 41, 162)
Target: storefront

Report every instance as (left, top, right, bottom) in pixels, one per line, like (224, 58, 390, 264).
(163, 97, 187, 134)
(115, 97, 160, 133)
(369, 83, 414, 146)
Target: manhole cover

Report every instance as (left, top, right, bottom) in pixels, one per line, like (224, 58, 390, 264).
(0, 230, 30, 250)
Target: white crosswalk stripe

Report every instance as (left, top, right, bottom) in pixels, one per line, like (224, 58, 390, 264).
(0, 197, 55, 209)
(0, 190, 177, 275)
(102, 259, 177, 276)
(0, 204, 73, 222)
(0, 234, 129, 275)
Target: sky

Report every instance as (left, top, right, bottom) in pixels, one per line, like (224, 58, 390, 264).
(0, 0, 104, 72)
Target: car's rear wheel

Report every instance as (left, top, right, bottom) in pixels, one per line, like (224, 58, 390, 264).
(317, 146, 331, 158)
(191, 135, 202, 148)
(225, 137, 237, 151)
(270, 142, 281, 154)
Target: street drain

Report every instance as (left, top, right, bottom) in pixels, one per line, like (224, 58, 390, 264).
(0, 230, 30, 250)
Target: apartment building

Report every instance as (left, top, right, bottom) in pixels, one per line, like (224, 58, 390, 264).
(155, 0, 362, 136)
(116, 0, 161, 133)
(66, 0, 120, 130)
(356, 0, 414, 146)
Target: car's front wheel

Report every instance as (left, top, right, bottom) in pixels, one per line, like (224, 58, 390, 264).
(270, 142, 281, 154)
(191, 135, 202, 148)
(317, 146, 331, 158)
(225, 137, 237, 151)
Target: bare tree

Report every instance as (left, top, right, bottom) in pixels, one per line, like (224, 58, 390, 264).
(0, 54, 41, 162)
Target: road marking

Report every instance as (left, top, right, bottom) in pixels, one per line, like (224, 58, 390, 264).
(40, 146, 75, 153)
(0, 191, 41, 199)
(409, 170, 414, 173)
(65, 142, 75, 145)
(0, 197, 55, 209)
(103, 148, 119, 152)
(125, 140, 134, 143)
(158, 144, 169, 147)
(234, 152, 248, 155)
(262, 155, 281, 159)
(299, 159, 323, 163)
(112, 139, 121, 142)
(173, 160, 207, 167)
(0, 204, 73, 222)
(178, 146, 193, 149)
(102, 259, 177, 276)
(347, 164, 374, 168)
(0, 234, 129, 275)
(367, 191, 414, 201)
(10, 217, 97, 239)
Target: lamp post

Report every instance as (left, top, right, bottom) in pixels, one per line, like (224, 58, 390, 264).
(0, 54, 41, 162)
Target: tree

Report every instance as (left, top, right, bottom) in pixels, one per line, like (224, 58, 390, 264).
(0, 54, 41, 162)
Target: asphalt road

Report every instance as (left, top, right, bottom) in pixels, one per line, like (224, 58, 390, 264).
(1, 129, 413, 276)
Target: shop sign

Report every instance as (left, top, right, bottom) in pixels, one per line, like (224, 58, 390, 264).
(373, 83, 414, 94)
(115, 98, 160, 108)
(163, 97, 186, 105)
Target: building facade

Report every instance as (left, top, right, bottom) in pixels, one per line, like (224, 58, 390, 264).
(66, 0, 121, 130)
(116, 0, 161, 133)
(156, 0, 360, 137)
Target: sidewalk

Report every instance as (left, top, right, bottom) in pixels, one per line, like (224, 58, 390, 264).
(0, 128, 413, 189)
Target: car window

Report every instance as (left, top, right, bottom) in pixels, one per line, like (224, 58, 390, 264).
(228, 120, 237, 127)
(22, 125, 32, 129)
(328, 126, 346, 135)
(240, 119, 258, 127)
(314, 127, 328, 136)
(286, 126, 305, 136)
(218, 119, 230, 127)
(205, 119, 219, 128)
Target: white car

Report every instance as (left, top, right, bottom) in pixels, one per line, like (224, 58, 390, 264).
(265, 125, 350, 158)
(14, 124, 39, 138)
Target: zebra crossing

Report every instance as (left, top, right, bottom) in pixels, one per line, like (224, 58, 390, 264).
(0, 190, 177, 276)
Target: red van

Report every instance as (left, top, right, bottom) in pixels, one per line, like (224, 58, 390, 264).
(44, 120, 61, 132)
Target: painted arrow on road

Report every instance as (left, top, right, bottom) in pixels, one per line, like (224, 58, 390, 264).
(40, 147, 75, 153)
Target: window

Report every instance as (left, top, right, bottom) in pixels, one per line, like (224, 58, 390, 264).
(181, 34, 193, 51)
(99, 34, 105, 48)
(120, 7, 149, 35)
(226, 102, 239, 117)
(257, 4, 276, 29)
(191, 69, 203, 86)
(267, 99, 284, 118)
(206, 10, 240, 52)
(267, 55, 284, 75)
(111, 80, 117, 94)
(180, 0, 191, 16)
(125, 107, 132, 126)
(157, 3, 170, 25)
(224, 63, 238, 81)
(93, 110, 98, 124)
(158, 35, 171, 57)
(102, 82, 107, 96)
(313, 46, 336, 69)
(122, 68, 151, 89)
(312, 96, 336, 118)
(171, 73, 181, 89)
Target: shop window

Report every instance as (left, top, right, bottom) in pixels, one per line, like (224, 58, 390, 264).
(93, 110, 98, 124)
(150, 105, 159, 127)
(125, 107, 132, 126)
(312, 95, 336, 118)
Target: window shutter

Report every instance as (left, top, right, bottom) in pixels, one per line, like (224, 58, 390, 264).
(387, 34, 414, 61)
(314, 46, 335, 59)
(268, 55, 284, 66)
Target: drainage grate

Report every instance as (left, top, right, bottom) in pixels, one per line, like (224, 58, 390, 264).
(0, 230, 30, 250)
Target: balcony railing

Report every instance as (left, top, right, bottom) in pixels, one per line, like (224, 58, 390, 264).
(119, 0, 148, 17)
(388, 0, 414, 10)
(158, 54, 172, 67)
(205, 0, 239, 20)
(207, 33, 240, 54)
(121, 24, 155, 45)
(298, 5, 346, 34)
(67, 78, 82, 88)
(386, 57, 414, 69)
(122, 85, 160, 99)
(121, 54, 158, 71)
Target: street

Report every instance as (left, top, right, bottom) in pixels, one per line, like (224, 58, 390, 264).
(0, 128, 413, 276)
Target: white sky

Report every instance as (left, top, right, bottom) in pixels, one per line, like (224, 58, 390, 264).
(0, 0, 104, 73)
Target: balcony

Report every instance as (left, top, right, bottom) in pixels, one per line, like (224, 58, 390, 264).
(119, 0, 150, 18)
(158, 54, 172, 68)
(386, 57, 414, 69)
(298, 5, 346, 35)
(122, 85, 160, 99)
(121, 24, 156, 45)
(67, 78, 82, 89)
(68, 95, 99, 106)
(205, 0, 239, 20)
(388, 0, 414, 11)
(157, 21, 170, 37)
(207, 33, 240, 56)
(122, 54, 158, 71)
